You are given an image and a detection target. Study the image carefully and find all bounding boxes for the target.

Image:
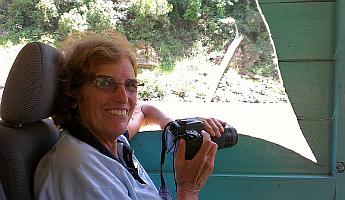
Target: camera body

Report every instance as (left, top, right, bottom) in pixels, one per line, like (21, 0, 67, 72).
(165, 118, 238, 160)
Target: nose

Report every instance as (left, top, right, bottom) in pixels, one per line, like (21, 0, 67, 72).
(111, 84, 129, 103)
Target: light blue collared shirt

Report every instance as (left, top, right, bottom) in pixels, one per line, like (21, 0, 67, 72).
(34, 132, 161, 200)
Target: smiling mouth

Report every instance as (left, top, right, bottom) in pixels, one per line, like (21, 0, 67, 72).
(106, 109, 128, 116)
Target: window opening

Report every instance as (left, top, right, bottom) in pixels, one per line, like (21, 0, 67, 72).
(133, 0, 316, 163)
(0, 0, 316, 162)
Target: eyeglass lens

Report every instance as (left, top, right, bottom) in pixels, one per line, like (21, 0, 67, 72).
(92, 76, 143, 93)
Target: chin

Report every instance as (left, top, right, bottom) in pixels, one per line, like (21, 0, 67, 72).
(110, 126, 127, 135)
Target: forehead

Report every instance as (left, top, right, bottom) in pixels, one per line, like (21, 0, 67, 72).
(94, 58, 135, 79)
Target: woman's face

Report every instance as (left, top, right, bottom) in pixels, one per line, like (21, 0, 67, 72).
(76, 57, 137, 142)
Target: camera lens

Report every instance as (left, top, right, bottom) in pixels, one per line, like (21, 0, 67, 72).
(211, 125, 238, 150)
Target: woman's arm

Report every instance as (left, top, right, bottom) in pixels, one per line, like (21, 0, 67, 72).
(128, 104, 227, 140)
(127, 104, 173, 140)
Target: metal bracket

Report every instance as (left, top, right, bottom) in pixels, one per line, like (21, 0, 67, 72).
(336, 162, 345, 173)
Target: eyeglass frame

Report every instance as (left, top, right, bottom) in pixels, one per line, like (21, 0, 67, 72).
(88, 75, 144, 93)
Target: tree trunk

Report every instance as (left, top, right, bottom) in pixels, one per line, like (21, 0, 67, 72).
(205, 34, 243, 102)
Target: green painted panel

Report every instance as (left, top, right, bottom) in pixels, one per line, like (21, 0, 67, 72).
(131, 131, 330, 175)
(261, 2, 335, 60)
(272, 62, 333, 175)
(298, 120, 332, 170)
(149, 174, 335, 200)
(279, 61, 333, 119)
(334, 0, 345, 199)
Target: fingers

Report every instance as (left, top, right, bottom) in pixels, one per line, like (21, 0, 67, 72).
(192, 131, 217, 186)
(194, 131, 217, 160)
(198, 139, 217, 183)
(174, 131, 218, 194)
(175, 138, 186, 163)
(176, 131, 217, 162)
(201, 117, 225, 137)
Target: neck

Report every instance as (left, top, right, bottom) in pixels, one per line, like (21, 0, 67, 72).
(98, 135, 118, 158)
(80, 121, 119, 158)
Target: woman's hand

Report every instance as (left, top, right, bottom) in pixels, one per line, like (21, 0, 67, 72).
(198, 117, 226, 137)
(174, 131, 218, 200)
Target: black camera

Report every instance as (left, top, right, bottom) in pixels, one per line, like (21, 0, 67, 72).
(164, 118, 238, 160)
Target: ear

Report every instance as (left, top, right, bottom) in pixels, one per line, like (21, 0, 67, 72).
(71, 86, 83, 103)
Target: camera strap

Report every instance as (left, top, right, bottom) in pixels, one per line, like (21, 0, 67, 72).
(159, 122, 173, 200)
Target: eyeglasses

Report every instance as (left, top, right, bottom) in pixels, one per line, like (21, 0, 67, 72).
(90, 75, 144, 93)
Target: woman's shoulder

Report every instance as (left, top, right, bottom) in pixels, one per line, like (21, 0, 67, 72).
(56, 130, 95, 158)
(39, 131, 115, 170)
(40, 131, 133, 171)
(37, 131, 92, 170)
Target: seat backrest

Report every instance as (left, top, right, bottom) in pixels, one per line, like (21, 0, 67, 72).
(0, 180, 6, 200)
(0, 42, 62, 200)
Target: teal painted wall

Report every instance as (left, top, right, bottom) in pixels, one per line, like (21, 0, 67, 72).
(131, 0, 339, 199)
(334, 0, 345, 199)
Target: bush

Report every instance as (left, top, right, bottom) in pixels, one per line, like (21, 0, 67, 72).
(86, 0, 118, 33)
(183, 0, 202, 22)
(58, 7, 88, 38)
(0, 0, 278, 81)
(124, 0, 172, 40)
(138, 71, 167, 100)
(5, 0, 42, 32)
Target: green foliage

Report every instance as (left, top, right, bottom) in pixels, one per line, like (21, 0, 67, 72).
(138, 72, 167, 100)
(122, 0, 180, 72)
(0, 0, 277, 79)
(0, 0, 121, 43)
(200, 1, 236, 50)
(131, 0, 172, 18)
(232, 1, 265, 41)
(231, 0, 277, 78)
(250, 62, 278, 78)
(0, 0, 47, 44)
(36, 0, 59, 30)
(5, 0, 40, 32)
(0, 0, 45, 44)
(183, 0, 202, 21)
(139, 82, 167, 100)
(0, 0, 11, 30)
(1, 0, 66, 43)
(86, 1, 117, 33)
(58, 7, 86, 36)
(155, 37, 186, 72)
(124, 0, 171, 41)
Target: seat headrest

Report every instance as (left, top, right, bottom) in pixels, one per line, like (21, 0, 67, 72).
(0, 42, 63, 127)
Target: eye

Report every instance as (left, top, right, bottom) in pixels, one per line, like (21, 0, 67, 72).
(94, 77, 112, 88)
(125, 80, 138, 88)
(125, 79, 143, 92)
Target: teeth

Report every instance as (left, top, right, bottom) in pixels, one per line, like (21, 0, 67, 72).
(107, 109, 127, 116)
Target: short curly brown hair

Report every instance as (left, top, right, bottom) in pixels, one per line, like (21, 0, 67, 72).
(53, 31, 137, 125)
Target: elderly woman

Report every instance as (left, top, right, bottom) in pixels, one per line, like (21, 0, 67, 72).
(34, 32, 225, 200)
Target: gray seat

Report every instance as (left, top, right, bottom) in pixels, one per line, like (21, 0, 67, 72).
(0, 42, 62, 200)
(0, 180, 6, 200)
